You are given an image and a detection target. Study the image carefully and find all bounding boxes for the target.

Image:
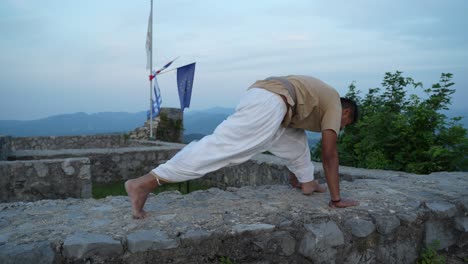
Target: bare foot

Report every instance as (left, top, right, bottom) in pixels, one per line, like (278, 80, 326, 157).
(125, 179, 151, 219)
(301, 180, 327, 195)
(328, 198, 359, 208)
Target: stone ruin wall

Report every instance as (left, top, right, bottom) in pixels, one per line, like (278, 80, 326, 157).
(129, 107, 183, 142)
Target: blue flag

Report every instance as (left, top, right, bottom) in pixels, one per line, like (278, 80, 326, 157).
(147, 76, 162, 119)
(176, 63, 196, 111)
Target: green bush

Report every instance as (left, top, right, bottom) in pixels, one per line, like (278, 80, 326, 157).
(313, 71, 467, 174)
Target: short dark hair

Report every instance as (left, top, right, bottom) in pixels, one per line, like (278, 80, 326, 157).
(340, 97, 359, 124)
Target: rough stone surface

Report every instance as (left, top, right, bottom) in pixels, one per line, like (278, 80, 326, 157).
(63, 232, 123, 259)
(127, 229, 179, 253)
(232, 223, 275, 235)
(7, 142, 183, 184)
(9, 134, 144, 151)
(371, 214, 400, 235)
(298, 221, 345, 263)
(0, 241, 55, 264)
(454, 217, 468, 232)
(0, 158, 92, 202)
(425, 201, 458, 218)
(0, 135, 11, 161)
(345, 218, 376, 238)
(425, 220, 457, 250)
(254, 231, 296, 256)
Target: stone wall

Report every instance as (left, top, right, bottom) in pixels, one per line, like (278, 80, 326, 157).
(129, 107, 183, 143)
(0, 170, 466, 263)
(0, 135, 11, 161)
(0, 158, 91, 202)
(9, 143, 184, 184)
(8, 134, 141, 151)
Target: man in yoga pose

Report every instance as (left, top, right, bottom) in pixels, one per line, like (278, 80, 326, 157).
(126, 75, 359, 219)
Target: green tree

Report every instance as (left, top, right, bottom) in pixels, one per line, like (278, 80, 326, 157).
(313, 71, 468, 174)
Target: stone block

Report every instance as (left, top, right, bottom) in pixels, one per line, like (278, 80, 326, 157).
(298, 221, 344, 263)
(180, 229, 212, 243)
(426, 201, 457, 218)
(61, 159, 76, 176)
(371, 215, 400, 235)
(425, 220, 457, 250)
(0, 242, 55, 264)
(231, 223, 275, 235)
(127, 229, 179, 253)
(376, 240, 418, 264)
(345, 218, 376, 238)
(254, 231, 296, 256)
(396, 212, 418, 226)
(63, 232, 123, 259)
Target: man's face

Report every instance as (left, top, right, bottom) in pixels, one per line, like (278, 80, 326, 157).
(340, 108, 353, 130)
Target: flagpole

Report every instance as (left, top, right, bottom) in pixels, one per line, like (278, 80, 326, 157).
(149, 0, 154, 139)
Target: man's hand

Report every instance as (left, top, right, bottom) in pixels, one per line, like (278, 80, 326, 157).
(328, 198, 359, 208)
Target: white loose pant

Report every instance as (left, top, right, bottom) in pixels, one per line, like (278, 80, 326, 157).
(153, 88, 315, 183)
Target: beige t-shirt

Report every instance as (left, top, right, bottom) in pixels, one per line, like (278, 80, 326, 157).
(249, 75, 342, 135)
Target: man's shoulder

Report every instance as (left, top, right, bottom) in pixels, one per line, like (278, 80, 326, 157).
(288, 75, 337, 92)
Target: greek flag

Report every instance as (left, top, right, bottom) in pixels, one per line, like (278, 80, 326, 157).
(147, 76, 162, 119)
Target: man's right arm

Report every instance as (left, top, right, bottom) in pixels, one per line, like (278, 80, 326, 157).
(321, 129, 359, 208)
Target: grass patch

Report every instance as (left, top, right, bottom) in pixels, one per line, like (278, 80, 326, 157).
(92, 180, 212, 199)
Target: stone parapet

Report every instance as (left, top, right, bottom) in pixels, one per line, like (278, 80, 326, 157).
(9, 144, 184, 184)
(0, 158, 91, 202)
(0, 171, 466, 263)
(8, 134, 141, 151)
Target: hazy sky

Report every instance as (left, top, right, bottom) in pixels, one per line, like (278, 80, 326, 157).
(1, 0, 467, 120)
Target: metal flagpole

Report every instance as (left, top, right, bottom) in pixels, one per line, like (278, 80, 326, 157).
(149, 0, 154, 139)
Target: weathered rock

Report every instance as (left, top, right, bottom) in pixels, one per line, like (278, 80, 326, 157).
(298, 221, 344, 262)
(372, 214, 400, 235)
(425, 201, 457, 218)
(231, 223, 275, 235)
(454, 217, 468, 232)
(63, 232, 123, 259)
(254, 231, 296, 256)
(127, 229, 179, 253)
(376, 240, 419, 264)
(345, 218, 376, 238)
(180, 229, 212, 243)
(425, 220, 457, 250)
(0, 242, 54, 264)
(396, 212, 418, 226)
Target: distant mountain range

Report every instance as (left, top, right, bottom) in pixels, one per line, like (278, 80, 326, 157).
(0, 107, 236, 140)
(0, 107, 466, 148)
(0, 112, 147, 137)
